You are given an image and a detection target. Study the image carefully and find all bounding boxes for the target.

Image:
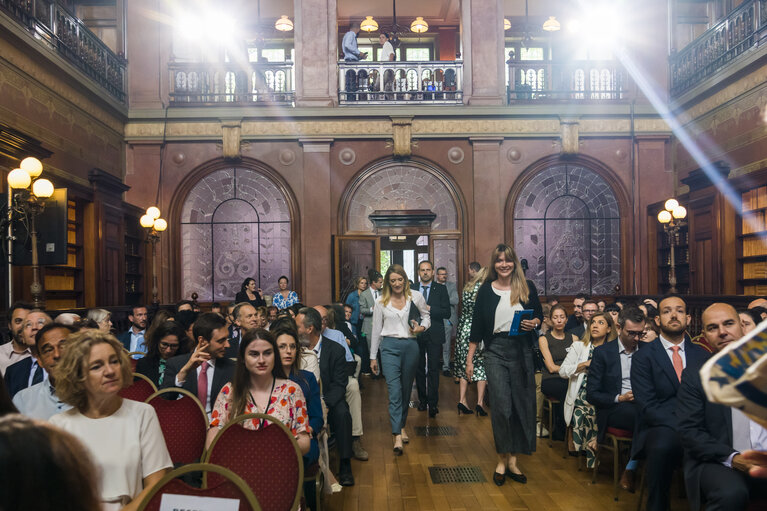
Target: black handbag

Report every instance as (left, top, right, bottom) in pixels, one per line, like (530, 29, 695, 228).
(408, 299, 422, 329)
(532, 329, 545, 372)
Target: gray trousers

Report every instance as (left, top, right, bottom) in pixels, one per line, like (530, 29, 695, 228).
(484, 334, 537, 455)
(380, 336, 419, 435)
(442, 319, 452, 371)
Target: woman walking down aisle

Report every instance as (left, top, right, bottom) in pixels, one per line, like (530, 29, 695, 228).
(467, 244, 542, 486)
(453, 266, 489, 416)
(370, 265, 430, 455)
(559, 312, 614, 468)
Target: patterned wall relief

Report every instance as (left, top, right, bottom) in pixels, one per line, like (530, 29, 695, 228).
(513, 163, 620, 295)
(181, 167, 292, 301)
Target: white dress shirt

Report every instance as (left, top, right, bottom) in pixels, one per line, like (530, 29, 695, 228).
(13, 376, 72, 420)
(659, 335, 686, 368)
(176, 358, 216, 415)
(724, 408, 767, 467)
(615, 342, 635, 402)
(129, 328, 147, 358)
(370, 291, 431, 359)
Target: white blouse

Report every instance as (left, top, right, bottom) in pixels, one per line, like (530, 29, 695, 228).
(370, 290, 431, 359)
(492, 286, 523, 333)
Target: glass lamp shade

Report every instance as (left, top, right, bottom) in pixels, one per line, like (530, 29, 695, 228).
(31, 178, 54, 198)
(504, 18, 511, 30)
(657, 210, 672, 224)
(542, 16, 561, 31)
(7, 168, 31, 189)
(153, 218, 168, 232)
(360, 16, 378, 32)
(20, 157, 43, 178)
(140, 214, 155, 228)
(146, 206, 161, 219)
(275, 15, 293, 31)
(664, 198, 679, 212)
(672, 206, 687, 219)
(410, 17, 428, 33)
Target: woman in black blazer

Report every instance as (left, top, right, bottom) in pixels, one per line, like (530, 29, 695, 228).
(234, 277, 266, 308)
(135, 321, 190, 388)
(467, 243, 542, 487)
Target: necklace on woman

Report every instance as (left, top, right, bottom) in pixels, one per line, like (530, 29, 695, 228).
(249, 377, 276, 428)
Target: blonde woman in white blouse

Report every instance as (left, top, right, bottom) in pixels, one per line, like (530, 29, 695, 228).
(370, 264, 430, 455)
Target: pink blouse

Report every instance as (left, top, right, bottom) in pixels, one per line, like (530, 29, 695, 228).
(210, 381, 311, 438)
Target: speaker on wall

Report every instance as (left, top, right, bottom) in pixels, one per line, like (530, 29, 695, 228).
(1, 188, 68, 266)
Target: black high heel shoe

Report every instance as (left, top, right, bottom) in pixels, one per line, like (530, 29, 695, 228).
(505, 469, 527, 484)
(475, 405, 488, 416)
(457, 403, 473, 415)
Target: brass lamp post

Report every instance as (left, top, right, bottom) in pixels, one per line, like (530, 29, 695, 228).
(7, 157, 55, 309)
(657, 198, 688, 294)
(140, 207, 167, 305)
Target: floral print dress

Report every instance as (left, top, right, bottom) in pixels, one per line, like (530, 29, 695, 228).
(453, 280, 486, 381)
(210, 380, 311, 438)
(272, 291, 300, 310)
(572, 344, 597, 468)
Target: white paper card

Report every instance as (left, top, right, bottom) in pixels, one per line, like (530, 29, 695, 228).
(159, 493, 240, 511)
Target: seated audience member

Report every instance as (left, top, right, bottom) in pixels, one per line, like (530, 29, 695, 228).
(176, 300, 194, 313)
(267, 305, 279, 324)
(174, 309, 197, 342)
(76, 318, 100, 330)
(162, 313, 234, 418)
(316, 305, 367, 462)
(135, 321, 189, 388)
(605, 303, 620, 326)
(0, 414, 101, 511)
(597, 299, 606, 311)
(210, 302, 223, 316)
(229, 302, 259, 358)
(4, 311, 52, 398)
(539, 304, 577, 441)
(586, 307, 645, 491)
(677, 303, 767, 510)
(0, 302, 32, 375)
(117, 305, 149, 359)
(747, 297, 767, 311)
(144, 309, 174, 343)
(255, 306, 268, 329)
(738, 308, 762, 334)
(641, 304, 660, 343)
(234, 277, 266, 308)
(207, 329, 310, 454)
(273, 275, 300, 310)
(570, 300, 599, 339)
(296, 307, 355, 486)
(50, 330, 172, 510)
(289, 302, 304, 318)
(560, 312, 614, 468)
(86, 309, 112, 334)
(13, 324, 77, 420)
(55, 313, 81, 326)
(565, 293, 588, 332)
(631, 295, 709, 511)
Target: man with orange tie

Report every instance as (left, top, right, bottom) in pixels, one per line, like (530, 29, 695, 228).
(631, 295, 709, 511)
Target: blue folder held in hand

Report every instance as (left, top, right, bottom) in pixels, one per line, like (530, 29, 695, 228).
(508, 309, 534, 337)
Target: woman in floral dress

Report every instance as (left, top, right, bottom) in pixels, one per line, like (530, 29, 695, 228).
(453, 267, 488, 415)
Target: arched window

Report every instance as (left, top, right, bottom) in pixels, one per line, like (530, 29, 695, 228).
(513, 163, 620, 295)
(180, 167, 292, 301)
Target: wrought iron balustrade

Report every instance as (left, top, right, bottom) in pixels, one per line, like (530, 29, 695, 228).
(169, 62, 295, 105)
(338, 61, 463, 105)
(670, 0, 767, 97)
(0, 0, 126, 103)
(507, 61, 632, 101)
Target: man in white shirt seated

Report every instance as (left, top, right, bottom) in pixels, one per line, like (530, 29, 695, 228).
(117, 305, 148, 359)
(0, 302, 32, 376)
(13, 323, 76, 420)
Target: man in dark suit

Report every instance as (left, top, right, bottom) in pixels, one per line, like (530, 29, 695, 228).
(564, 293, 588, 332)
(587, 306, 645, 492)
(568, 299, 598, 339)
(631, 295, 710, 511)
(677, 303, 767, 511)
(162, 313, 234, 417)
(117, 305, 148, 358)
(296, 307, 355, 486)
(227, 302, 258, 358)
(411, 260, 451, 417)
(4, 310, 51, 398)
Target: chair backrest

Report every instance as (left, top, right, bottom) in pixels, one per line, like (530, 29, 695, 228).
(119, 373, 157, 401)
(137, 462, 261, 511)
(145, 388, 208, 465)
(204, 413, 303, 511)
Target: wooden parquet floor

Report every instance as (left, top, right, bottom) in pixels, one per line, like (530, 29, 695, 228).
(323, 374, 690, 511)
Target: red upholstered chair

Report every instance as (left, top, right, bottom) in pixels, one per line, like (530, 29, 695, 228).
(303, 461, 322, 511)
(204, 413, 304, 511)
(592, 426, 634, 501)
(136, 463, 261, 511)
(145, 388, 208, 465)
(119, 373, 157, 402)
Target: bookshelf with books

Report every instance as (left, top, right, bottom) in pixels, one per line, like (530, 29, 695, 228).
(738, 185, 767, 294)
(124, 210, 145, 305)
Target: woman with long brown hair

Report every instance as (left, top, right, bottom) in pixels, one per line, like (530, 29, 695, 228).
(370, 264, 430, 455)
(468, 244, 543, 486)
(206, 328, 311, 454)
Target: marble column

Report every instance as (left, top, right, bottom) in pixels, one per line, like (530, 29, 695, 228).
(470, 137, 505, 261)
(294, 0, 337, 107)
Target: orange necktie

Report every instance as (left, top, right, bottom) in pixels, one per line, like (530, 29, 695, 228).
(670, 345, 683, 382)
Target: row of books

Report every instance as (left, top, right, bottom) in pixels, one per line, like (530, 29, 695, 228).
(742, 186, 767, 212)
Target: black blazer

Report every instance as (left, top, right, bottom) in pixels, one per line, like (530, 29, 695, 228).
(410, 281, 451, 345)
(567, 323, 586, 339)
(318, 336, 349, 409)
(631, 337, 709, 432)
(469, 279, 543, 345)
(161, 353, 235, 407)
(4, 357, 39, 398)
(117, 330, 132, 351)
(587, 339, 638, 443)
(234, 291, 266, 308)
(676, 362, 733, 511)
(135, 355, 163, 388)
(565, 314, 582, 333)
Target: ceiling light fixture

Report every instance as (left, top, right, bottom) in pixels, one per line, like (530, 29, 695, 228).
(275, 15, 293, 32)
(360, 15, 378, 32)
(504, 18, 511, 30)
(542, 16, 561, 32)
(410, 16, 428, 33)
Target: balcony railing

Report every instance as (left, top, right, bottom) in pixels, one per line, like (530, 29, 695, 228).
(670, 0, 767, 97)
(507, 60, 632, 101)
(0, 0, 126, 103)
(169, 62, 295, 105)
(338, 61, 463, 105)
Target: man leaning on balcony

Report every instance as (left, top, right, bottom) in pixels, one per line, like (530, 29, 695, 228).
(342, 20, 368, 61)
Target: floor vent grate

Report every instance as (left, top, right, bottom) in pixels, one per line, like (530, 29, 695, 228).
(414, 426, 457, 437)
(428, 465, 486, 484)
